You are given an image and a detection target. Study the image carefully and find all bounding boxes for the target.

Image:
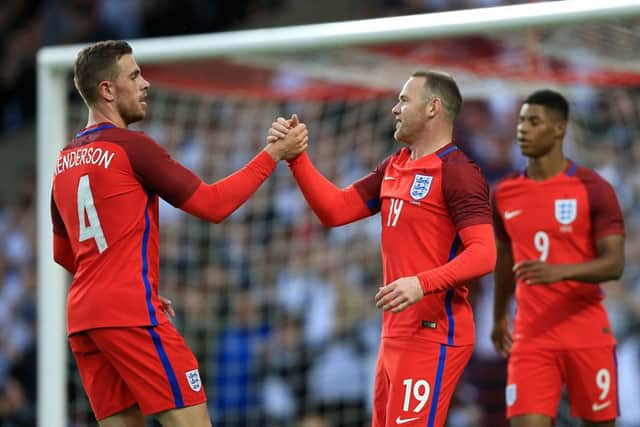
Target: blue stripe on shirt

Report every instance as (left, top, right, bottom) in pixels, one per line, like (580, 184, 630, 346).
(141, 192, 157, 325)
(445, 235, 461, 345)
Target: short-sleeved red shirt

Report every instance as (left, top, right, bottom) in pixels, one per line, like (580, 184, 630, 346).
(493, 161, 624, 350)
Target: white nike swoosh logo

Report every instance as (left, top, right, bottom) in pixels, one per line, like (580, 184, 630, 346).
(384, 176, 398, 181)
(395, 416, 421, 424)
(504, 209, 522, 220)
(592, 401, 611, 411)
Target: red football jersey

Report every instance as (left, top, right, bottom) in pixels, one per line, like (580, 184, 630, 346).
(354, 144, 491, 346)
(493, 161, 624, 351)
(51, 123, 276, 334)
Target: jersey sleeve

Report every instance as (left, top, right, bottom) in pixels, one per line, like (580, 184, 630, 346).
(417, 223, 496, 294)
(121, 132, 202, 207)
(286, 152, 377, 226)
(351, 155, 390, 215)
(580, 171, 625, 240)
(442, 157, 492, 230)
(491, 187, 510, 242)
(179, 150, 277, 223)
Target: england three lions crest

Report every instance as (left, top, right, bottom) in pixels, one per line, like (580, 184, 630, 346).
(410, 174, 433, 201)
(185, 369, 202, 392)
(555, 199, 577, 225)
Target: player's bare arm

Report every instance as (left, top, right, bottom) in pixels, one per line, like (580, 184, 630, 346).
(513, 234, 624, 285)
(492, 238, 515, 357)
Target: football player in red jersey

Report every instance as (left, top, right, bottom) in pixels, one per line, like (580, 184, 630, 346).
(491, 90, 625, 427)
(50, 40, 308, 427)
(268, 71, 496, 427)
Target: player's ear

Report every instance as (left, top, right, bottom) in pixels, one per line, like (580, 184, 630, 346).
(553, 120, 567, 139)
(97, 81, 115, 102)
(425, 97, 440, 118)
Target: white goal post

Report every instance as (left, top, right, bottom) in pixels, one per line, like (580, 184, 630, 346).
(36, 1, 640, 426)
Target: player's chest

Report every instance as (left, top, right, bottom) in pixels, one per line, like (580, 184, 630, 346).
(498, 184, 591, 237)
(379, 168, 446, 227)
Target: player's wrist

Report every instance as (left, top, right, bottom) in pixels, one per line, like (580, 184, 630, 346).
(555, 264, 572, 281)
(264, 144, 284, 162)
(287, 150, 308, 167)
(416, 272, 430, 295)
(493, 313, 508, 323)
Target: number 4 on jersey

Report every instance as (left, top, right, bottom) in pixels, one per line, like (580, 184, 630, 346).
(77, 175, 108, 253)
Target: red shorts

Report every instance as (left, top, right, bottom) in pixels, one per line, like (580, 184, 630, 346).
(506, 346, 619, 422)
(69, 321, 207, 420)
(372, 337, 473, 427)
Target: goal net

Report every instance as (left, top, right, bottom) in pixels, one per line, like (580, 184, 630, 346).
(38, 2, 640, 427)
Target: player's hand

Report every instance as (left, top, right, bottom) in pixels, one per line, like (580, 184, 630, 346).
(265, 116, 308, 161)
(491, 316, 512, 358)
(159, 295, 175, 318)
(266, 114, 300, 143)
(513, 260, 566, 285)
(375, 276, 423, 313)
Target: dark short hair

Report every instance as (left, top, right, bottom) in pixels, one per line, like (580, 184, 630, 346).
(524, 89, 569, 121)
(411, 70, 463, 119)
(74, 40, 133, 105)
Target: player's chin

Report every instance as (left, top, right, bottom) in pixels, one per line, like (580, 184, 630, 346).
(393, 130, 407, 144)
(518, 144, 538, 157)
(131, 110, 146, 123)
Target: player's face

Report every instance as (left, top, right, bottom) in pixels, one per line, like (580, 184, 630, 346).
(112, 54, 150, 125)
(391, 77, 430, 145)
(516, 103, 562, 158)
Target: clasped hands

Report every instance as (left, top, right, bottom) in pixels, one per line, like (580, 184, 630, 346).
(264, 114, 308, 161)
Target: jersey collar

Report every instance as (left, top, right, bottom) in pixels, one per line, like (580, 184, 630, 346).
(76, 122, 116, 138)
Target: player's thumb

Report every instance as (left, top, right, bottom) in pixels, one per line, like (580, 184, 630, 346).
(290, 114, 299, 127)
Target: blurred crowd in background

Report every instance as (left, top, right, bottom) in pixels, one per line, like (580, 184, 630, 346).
(2, 1, 640, 427)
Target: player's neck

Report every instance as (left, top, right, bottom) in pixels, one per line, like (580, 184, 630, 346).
(409, 127, 452, 160)
(526, 155, 568, 181)
(86, 106, 126, 129)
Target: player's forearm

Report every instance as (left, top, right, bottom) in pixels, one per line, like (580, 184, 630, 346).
(417, 223, 496, 294)
(180, 150, 276, 223)
(493, 266, 515, 322)
(493, 240, 515, 320)
(288, 152, 370, 226)
(557, 256, 624, 284)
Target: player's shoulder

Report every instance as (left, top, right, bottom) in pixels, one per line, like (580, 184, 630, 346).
(572, 163, 611, 186)
(438, 145, 479, 169)
(102, 127, 157, 146)
(439, 145, 485, 179)
(64, 127, 157, 151)
(570, 163, 618, 202)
